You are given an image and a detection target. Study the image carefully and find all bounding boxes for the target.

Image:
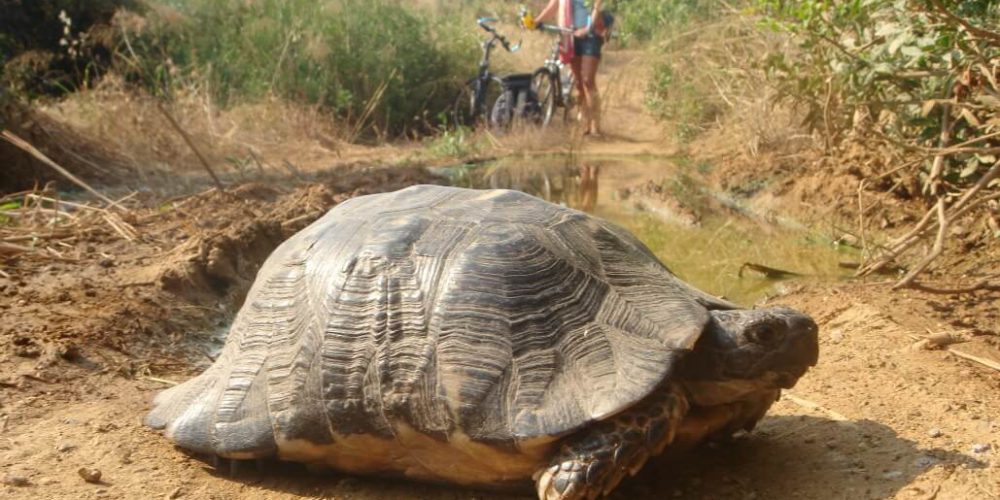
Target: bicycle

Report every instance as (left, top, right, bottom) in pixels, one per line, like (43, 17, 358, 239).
(451, 18, 542, 130)
(529, 23, 577, 127)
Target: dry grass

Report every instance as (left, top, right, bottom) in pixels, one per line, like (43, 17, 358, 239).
(36, 75, 354, 194)
(648, 13, 815, 160)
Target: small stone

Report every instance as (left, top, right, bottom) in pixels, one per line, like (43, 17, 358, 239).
(927, 428, 943, 438)
(2, 473, 30, 487)
(57, 442, 76, 452)
(166, 486, 183, 499)
(882, 470, 903, 479)
(98, 258, 115, 268)
(971, 443, 991, 454)
(78, 467, 102, 484)
(913, 455, 939, 469)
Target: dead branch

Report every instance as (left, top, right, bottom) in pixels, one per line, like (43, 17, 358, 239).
(948, 348, 1000, 372)
(929, 0, 1000, 46)
(0, 242, 33, 255)
(859, 160, 1000, 281)
(155, 101, 225, 192)
(925, 91, 952, 196)
(904, 279, 1000, 294)
(782, 392, 853, 423)
(857, 180, 869, 264)
(0, 130, 124, 211)
(893, 199, 947, 289)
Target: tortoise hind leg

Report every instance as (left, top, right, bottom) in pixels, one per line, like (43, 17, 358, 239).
(534, 385, 689, 500)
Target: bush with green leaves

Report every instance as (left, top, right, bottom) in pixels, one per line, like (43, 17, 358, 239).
(612, 0, 714, 45)
(757, 0, 1000, 287)
(757, 0, 1000, 196)
(118, 0, 479, 137)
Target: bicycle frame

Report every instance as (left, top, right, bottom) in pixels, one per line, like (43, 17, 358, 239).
(466, 18, 520, 121)
(542, 36, 572, 107)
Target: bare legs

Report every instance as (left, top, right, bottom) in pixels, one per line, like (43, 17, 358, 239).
(571, 55, 602, 136)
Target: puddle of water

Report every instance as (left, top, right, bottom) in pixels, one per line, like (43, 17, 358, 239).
(433, 154, 857, 305)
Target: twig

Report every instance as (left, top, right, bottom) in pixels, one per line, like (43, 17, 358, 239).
(782, 392, 853, 423)
(872, 129, 1000, 156)
(140, 376, 179, 386)
(347, 70, 396, 143)
(894, 198, 947, 289)
(905, 279, 1000, 294)
(948, 348, 1000, 371)
(0, 130, 124, 211)
(155, 101, 225, 192)
(26, 194, 103, 213)
(0, 242, 33, 255)
(857, 180, 869, 264)
(926, 89, 953, 196)
(929, 0, 1000, 45)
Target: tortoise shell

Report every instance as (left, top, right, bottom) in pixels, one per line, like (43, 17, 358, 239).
(147, 184, 735, 460)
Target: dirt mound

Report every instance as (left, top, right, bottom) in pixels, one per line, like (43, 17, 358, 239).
(0, 165, 440, 391)
(0, 98, 134, 192)
(155, 165, 441, 307)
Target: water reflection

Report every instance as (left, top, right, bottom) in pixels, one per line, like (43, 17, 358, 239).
(436, 156, 856, 305)
(475, 161, 599, 213)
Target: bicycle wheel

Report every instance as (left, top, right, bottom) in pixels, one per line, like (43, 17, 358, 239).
(531, 68, 557, 127)
(450, 82, 478, 128)
(490, 89, 514, 129)
(561, 71, 578, 125)
(451, 78, 500, 129)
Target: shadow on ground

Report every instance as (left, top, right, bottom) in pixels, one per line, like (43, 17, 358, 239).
(183, 415, 982, 500)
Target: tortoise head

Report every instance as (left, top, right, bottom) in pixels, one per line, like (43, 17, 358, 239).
(675, 307, 819, 406)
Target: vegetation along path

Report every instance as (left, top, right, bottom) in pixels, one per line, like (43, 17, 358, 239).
(1, 1, 997, 499)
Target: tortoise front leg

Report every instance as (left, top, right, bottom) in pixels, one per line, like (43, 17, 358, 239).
(534, 385, 689, 500)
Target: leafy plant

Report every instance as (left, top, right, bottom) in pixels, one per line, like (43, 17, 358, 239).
(757, 0, 1000, 289)
(115, 0, 479, 137)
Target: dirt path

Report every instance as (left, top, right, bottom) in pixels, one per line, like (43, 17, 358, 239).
(2, 49, 999, 500)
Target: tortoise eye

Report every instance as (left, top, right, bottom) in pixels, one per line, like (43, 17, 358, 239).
(750, 326, 785, 345)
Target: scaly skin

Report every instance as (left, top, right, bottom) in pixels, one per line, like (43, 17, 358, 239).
(534, 384, 689, 500)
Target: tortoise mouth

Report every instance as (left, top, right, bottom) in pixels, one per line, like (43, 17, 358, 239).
(678, 371, 791, 407)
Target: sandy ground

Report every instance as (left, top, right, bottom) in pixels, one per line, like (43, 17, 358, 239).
(1, 48, 998, 500)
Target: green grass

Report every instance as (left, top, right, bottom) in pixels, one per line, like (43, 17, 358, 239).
(122, 0, 482, 137)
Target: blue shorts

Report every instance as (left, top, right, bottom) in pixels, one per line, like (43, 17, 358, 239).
(574, 35, 603, 59)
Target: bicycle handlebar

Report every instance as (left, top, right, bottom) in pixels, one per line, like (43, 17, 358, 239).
(535, 22, 575, 34)
(477, 18, 520, 53)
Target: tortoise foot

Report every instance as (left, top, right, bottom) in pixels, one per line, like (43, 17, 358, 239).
(534, 385, 688, 500)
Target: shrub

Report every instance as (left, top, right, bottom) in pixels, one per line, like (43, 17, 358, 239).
(118, 0, 478, 137)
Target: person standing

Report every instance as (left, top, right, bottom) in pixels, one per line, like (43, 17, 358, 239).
(529, 0, 606, 136)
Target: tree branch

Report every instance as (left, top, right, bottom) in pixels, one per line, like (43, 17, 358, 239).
(929, 0, 1000, 46)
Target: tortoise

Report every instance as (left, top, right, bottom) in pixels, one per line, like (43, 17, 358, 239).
(147, 184, 819, 499)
